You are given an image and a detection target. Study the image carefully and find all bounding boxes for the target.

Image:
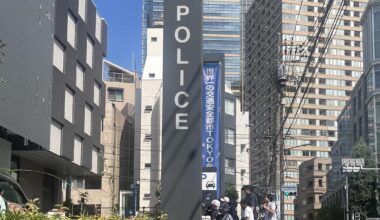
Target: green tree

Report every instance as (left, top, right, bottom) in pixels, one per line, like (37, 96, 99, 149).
(348, 140, 378, 218)
(224, 186, 238, 202)
(316, 202, 344, 220)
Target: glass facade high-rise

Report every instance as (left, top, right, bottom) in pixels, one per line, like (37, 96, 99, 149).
(142, 0, 246, 93)
(203, 0, 242, 92)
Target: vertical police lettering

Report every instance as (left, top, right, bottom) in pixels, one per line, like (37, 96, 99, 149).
(175, 5, 190, 130)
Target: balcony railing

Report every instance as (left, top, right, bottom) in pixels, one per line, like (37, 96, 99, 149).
(105, 72, 134, 83)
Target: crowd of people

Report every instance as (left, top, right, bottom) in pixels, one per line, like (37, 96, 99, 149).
(203, 193, 277, 220)
(204, 196, 239, 220)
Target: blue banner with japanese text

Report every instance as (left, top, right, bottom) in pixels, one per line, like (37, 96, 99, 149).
(201, 62, 221, 199)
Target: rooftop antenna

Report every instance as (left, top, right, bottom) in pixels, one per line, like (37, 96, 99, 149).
(132, 52, 138, 89)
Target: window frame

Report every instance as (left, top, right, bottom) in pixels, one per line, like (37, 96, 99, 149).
(53, 40, 65, 73)
(67, 12, 77, 48)
(86, 37, 94, 68)
(64, 87, 75, 123)
(93, 81, 101, 106)
(225, 98, 235, 116)
(108, 88, 124, 102)
(73, 135, 83, 165)
(225, 128, 236, 145)
(373, 10, 380, 59)
(78, 0, 87, 22)
(84, 104, 92, 136)
(76, 63, 85, 91)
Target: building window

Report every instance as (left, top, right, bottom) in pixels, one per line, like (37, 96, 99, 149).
(76, 63, 84, 91)
(62, 178, 85, 189)
(144, 134, 152, 142)
(151, 37, 157, 42)
(285, 215, 294, 220)
(53, 40, 65, 73)
(95, 13, 102, 42)
(374, 11, 380, 59)
(145, 105, 153, 113)
(78, 0, 86, 22)
(67, 12, 76, 48)
(50, 120, 62, 155)
(145, 163, 151, 168)
(375, 69, 380, 89)
(86, 37, 94, 68)
(225, 158, 235, 175)
(284, 204, 294, 211)
(108, 88, 123, 102)
(84, 104, 92, 136)
(144, 193, 151, 198)
(225, 128, 235, 145)
(91, 147, 99, 173)
(318, 179, 323, 187)
(225, 98, 235, 116)
(318, 163, 322, 170)
(94, 82, 101, 106)
(73, 135, 83, 165)
(74, 177, 85, 189)
(149, 73, 155, 78)
(64, 87, 74, 123)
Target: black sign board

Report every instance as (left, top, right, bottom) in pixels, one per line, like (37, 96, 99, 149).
(162, 0, 202, 219)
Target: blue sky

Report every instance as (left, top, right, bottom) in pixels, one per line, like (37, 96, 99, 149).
(94, 0, 142, 73)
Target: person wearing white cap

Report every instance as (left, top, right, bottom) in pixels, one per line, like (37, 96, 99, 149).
(210, 199, 221, 220)
(220, 197, 229, 211)
(220, 197, 229, 203)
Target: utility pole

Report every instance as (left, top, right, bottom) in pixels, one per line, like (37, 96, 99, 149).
(345, 175, 349, 220)
(112, 103, 117, 213)
(276, 32, 287, 220)
(274, 93, 283, 220)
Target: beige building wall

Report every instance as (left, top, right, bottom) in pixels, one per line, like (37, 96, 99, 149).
(100, 62, 138, 216)
(294, 158, 331, 220)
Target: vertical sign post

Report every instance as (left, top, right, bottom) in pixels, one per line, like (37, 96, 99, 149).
(162, 0, 202, 219)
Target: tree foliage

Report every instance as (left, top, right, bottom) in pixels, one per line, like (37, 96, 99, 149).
(224, 186, 238, 202)
(348, 140, 378, 217)
(316, 202, 344, 220)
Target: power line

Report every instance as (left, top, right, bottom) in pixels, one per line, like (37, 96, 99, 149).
(284, 0, 349, 136)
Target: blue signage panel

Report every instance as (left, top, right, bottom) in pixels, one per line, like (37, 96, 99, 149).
(202, 62, 221, 199)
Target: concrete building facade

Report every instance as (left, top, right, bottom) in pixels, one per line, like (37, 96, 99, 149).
(225, 85, 250, 196)
(135, 28, 163, 212)
(244, 1, 368, 219)
(0, 0, 106, 212)
(294, 158, 331, 220)
(100, 60, 138, 216)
